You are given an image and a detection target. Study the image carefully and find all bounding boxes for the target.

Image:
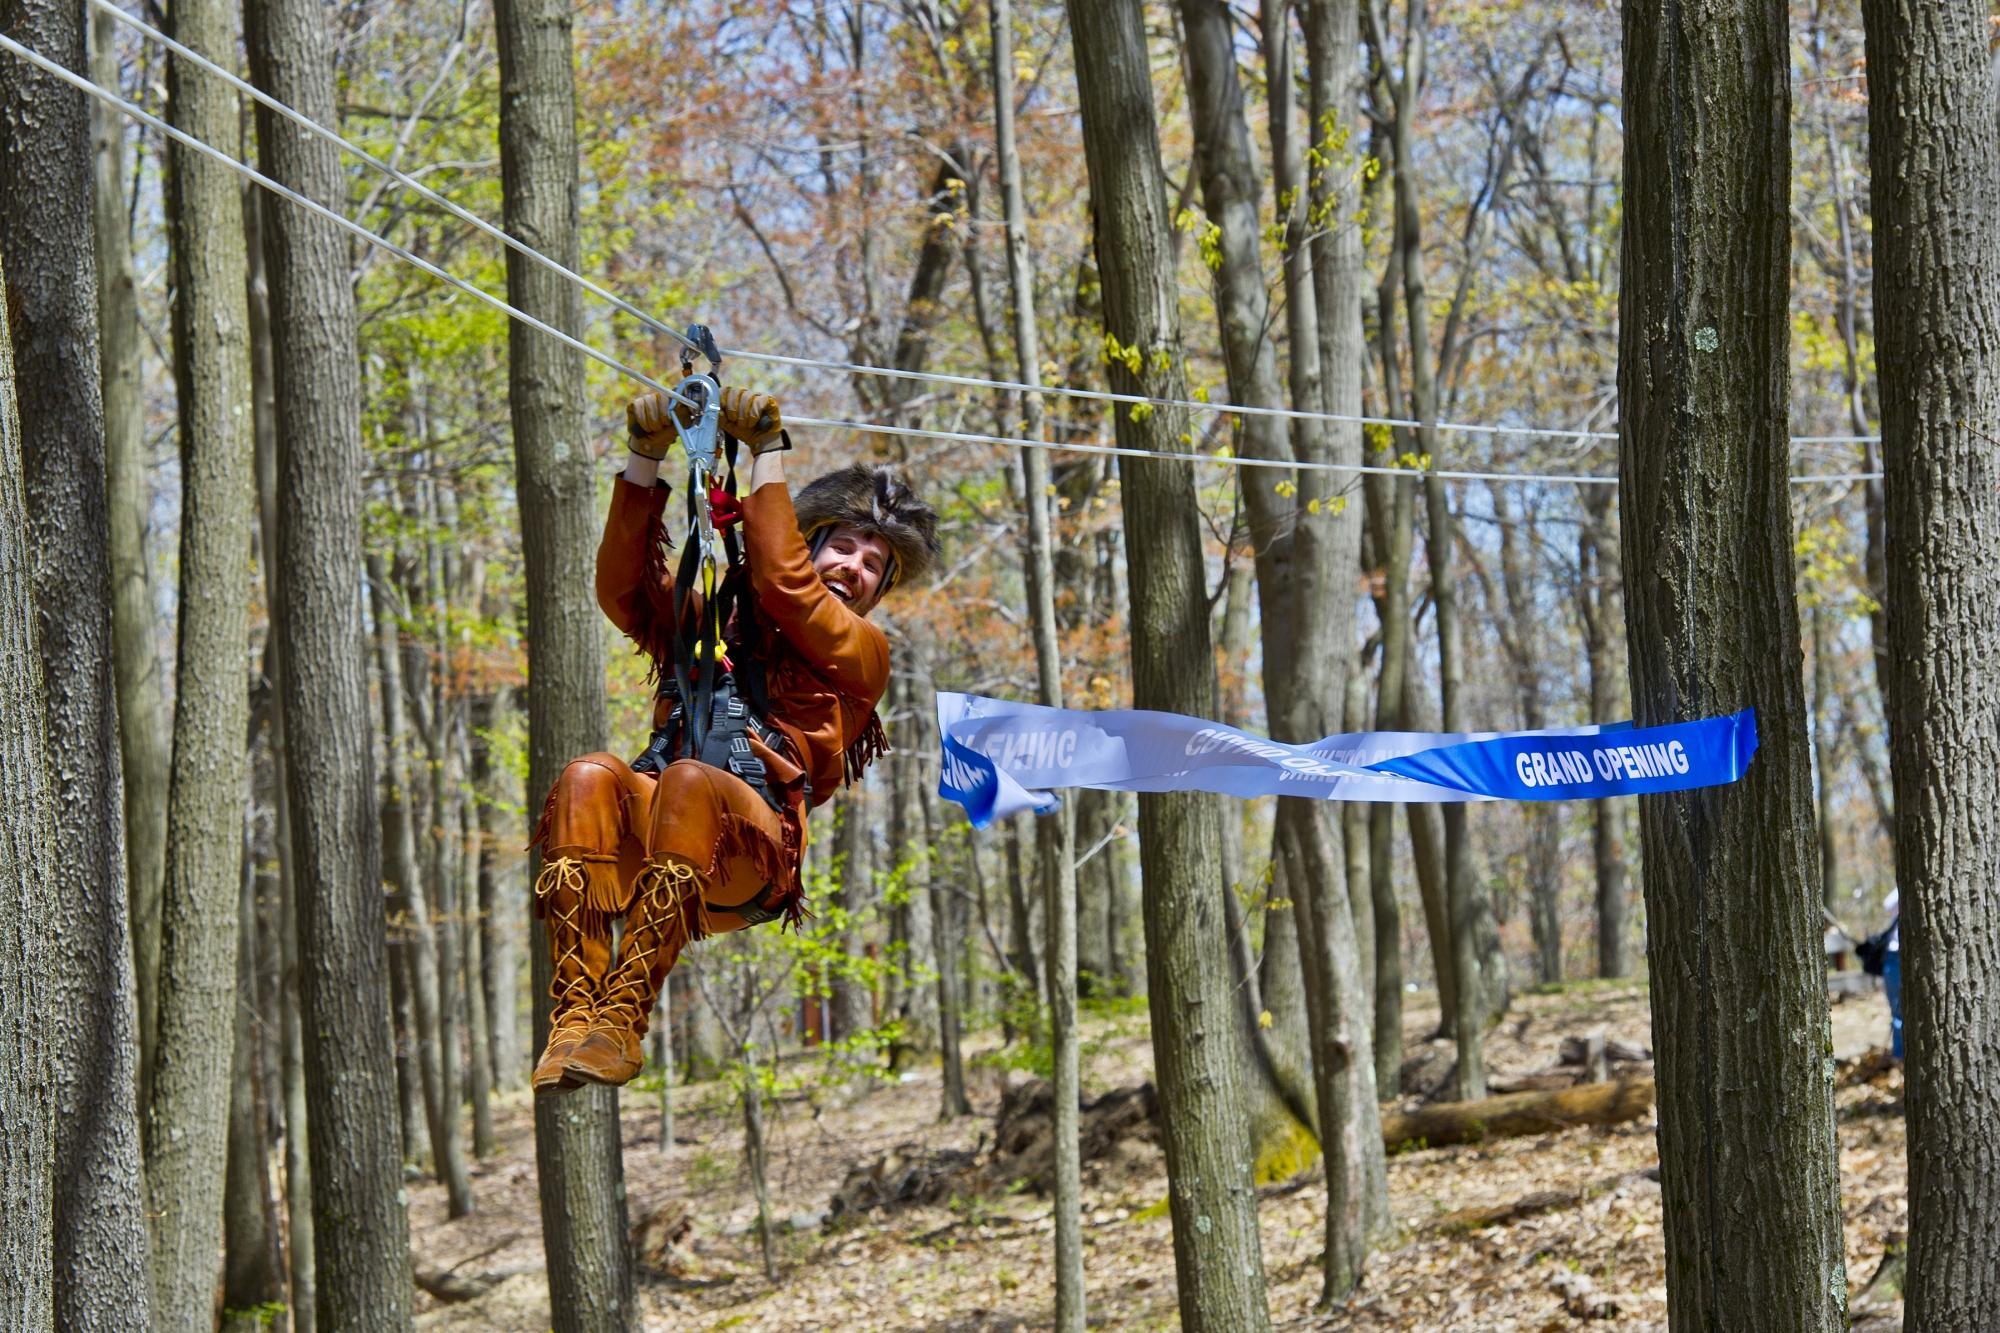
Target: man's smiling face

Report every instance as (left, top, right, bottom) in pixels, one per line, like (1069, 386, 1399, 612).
(811, 523, 895, 617)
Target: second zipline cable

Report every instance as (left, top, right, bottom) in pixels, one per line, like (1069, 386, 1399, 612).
(87, 0, 1888, 452)
(7, 29, 1881, 487)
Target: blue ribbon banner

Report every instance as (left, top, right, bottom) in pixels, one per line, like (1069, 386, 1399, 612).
(935, 691, 1758, 829)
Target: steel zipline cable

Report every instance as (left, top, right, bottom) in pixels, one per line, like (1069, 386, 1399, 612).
(8, 21, 1885, 487)
(87, 0, 1896, 454)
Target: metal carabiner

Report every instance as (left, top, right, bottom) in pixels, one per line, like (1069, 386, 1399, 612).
(672, 372, 723, 474)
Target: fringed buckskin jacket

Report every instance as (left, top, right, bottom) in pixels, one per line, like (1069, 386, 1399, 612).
(595, 474, 892, 819)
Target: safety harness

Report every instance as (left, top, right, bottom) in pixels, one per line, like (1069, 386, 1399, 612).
(628, 327, 791, 822)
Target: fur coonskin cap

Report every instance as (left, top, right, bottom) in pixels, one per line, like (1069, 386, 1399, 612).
(792, 463, 942, 592)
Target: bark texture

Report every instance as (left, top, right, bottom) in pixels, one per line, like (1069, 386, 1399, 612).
(245, 0, 414, 1322)
(1179, 0, 1327, 1200)
(1619, 0, 1846, 1325)
(221, 850, 284, 1328)
(990, 4, 1082, 1315)
(1576, 489, 1630, 977)
(368, 552, 469, 1212)
(1861, 0, 2000, 1318)
(146, 0, 256, 1317)
(1065, 2, 1271, 1325)
(247, 186, 315, 1333)
(1293, 0, 1392, 1295)
(495, 0, 637, 1324)
(91, 4, 170, 1097)
(0, 3, 154, 1322)
(0, 243, 56, 1333)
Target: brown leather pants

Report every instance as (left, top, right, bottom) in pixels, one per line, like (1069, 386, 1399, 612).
(532, 751, 801, 947)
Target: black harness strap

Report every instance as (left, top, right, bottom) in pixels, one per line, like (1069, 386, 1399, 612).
(631, 418, 787, 817)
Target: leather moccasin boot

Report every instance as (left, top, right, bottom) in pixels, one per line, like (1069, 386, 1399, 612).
(531, 856, 609, 1094)
(565, 858, 705, 1089)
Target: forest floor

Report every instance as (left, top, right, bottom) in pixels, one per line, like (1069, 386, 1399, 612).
(408, 976, 1906, 1331)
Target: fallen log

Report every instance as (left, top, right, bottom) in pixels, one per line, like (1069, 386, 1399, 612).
(1383, 1076, 1655, 1151)
(826, 1079, 1160, 1223)
(1430, 1168, 1654, 1233)
(413, 1265, 535, 1304)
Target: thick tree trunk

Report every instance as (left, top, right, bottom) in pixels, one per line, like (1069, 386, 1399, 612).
(1182, 13, 1385, 1290)
(0, 244, 57, 1333)
(1619, 0, 1846, 1325)
(0, 3, 154, 1321)
(146, 0, 257, 1315)
(1179, 0, 1331, 1166)
(1293, 12, 1396, 1289)
(494, 0, 636, 1322)
(1066, 2, 1272, 1324)
(246, 188, 314, 1333)
(245, 0, 414, 1321)
(1861, 0, 2000, 1317)
(990, 8, 1082, 1315)
(91, 5, 170, 1103)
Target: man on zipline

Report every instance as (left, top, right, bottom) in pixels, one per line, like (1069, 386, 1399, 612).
(530, 384, 939, 1093)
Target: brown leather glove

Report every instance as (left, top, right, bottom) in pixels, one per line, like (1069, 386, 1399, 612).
(719, 387, 788, 455)
(625, 391, 682, 460)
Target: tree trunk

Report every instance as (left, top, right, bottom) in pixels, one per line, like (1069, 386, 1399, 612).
(1216, 561, 1320, 1156)
(1490, 484, 1562, 984)
(1289, 4, 1394, 1292)
(880, 672, 938, 1058)
(1577, 489, 1630, 978)
(369, 552, 466, 1208)
(414, 489, 474, 1205)
(1066, 2, 1272, 1324)
(222, 841, 285, 1331)
(461, 754, 497, 1159)
(1862, 0, 2000, 1316)
(1360, 105, 1423, 1064)
(1341, 645, 1383, 1078)
(0, 242, 57, 1333)
(1367, 0, 1491, 1098)
(990, 6, 1082, 1315)
(926, 773, 971, 1118)
(1184, 13, 1386, 1291)
(147, 0, 258, 1313)
(1180, 0, 1328, 1163)
(494, 0, 637, 1321)
(475, 689, 521, 1088)
(832, 786, 876, 1045)
(1810, 601, 1841, 920)
(245, 0, 414, 1320)
(739, 1043, 777, 1282)
(0, 2, 154, 1320)
(91, 3, 170, 1105)
(1619, 0, 1846, 1323)
(246, 186, 314, 1333)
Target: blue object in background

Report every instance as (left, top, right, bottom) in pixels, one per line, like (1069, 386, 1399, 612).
(1883, 948, 1904, 1060)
